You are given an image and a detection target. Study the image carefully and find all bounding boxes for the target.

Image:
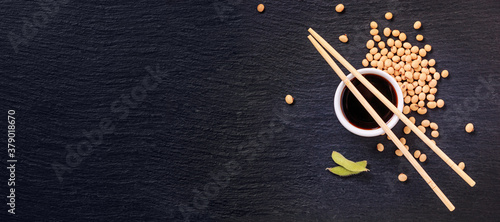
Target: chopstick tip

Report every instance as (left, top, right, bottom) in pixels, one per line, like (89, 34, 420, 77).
(308, 28, 317, 35)
(470, 181, 476, 187)
(449, 205, 456, 212)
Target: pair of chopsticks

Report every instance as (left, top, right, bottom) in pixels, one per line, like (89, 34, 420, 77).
(307, 28, 476, 211)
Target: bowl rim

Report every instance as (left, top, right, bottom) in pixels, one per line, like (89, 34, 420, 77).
(333, 68, 404, 137)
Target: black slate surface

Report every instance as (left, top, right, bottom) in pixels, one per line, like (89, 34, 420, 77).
(1, 0, 499, 221)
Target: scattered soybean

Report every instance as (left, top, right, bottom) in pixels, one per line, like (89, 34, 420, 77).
(257, 4, 265, 13)
(441, 70, 449, 78)
(430, 122, 438, 130)
(285, 95, 294, 104)
(465, 123, 474, 133)
(335, 4, 344, 13)
(377, 143, 384, 152)
(414, 21, 422, 29)
(419, 153, 427, 162)
(421, 119, 430, 127)
(395, 149, 403, 156)
(414, 150, 421, 159)
(431, 130, 439, 138)
(437, 99, 445, 108)
(458, 162, 465, 170)
(403, 126, 411, 134)
(385, 12, 393, 20)
(398, 173, 408, 182)
(339, 34, 348, 43)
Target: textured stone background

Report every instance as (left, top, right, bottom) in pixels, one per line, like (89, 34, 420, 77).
(1, 0, 499, 221)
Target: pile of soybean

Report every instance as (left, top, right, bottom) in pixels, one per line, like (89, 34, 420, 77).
(361, 21, 448, 116)
(359, 19, 470, 181)
(359, 20, 450, 164)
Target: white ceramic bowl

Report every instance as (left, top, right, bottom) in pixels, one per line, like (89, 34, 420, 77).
(334, 68, 404, 137)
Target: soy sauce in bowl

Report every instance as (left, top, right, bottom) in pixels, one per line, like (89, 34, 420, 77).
(341, 74, 398, 129)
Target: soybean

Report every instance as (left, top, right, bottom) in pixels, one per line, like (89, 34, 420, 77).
(285, 95, 294, 104)
(419, 153, 427, 162)
(414, 150, 421, 159)
(399, 33, 407, 41)
(392, 29, 400, 37)
(403, 105, 410, 114)
(335, 4, 344, 13)
(418, 125, 426, 133)
(395, 39, 402, 48)
(458, 162, 465, 170)
(383, 27, 391, 37)
(419, 48, 427, 57)
(339, 34, 348, 43)
(421, 119, 430, 127)
(433, 72, 440, 80)
(400, 137, 406, 145)
(427, 101, 437, 109)
(428, 59, 436, 66)
(430, 122, 438, 130)
(366, 53, 373, 61)
(410, 103, 419, 111)
(331, 151, 369, 172)
(441, 70, 449, 78)
(257, 4, 265, 13)
(370, 21, 378, 29)
(377, 143, 384, 152)
(414, 21, 422, 29)
(465, 123, 474, 133)
(362, 59, 369, 67)
(395, 149, 403, 156)
(424, 44, 432, 52)
(385, 12, 393, 20)
(418, 100, 425, 108)
(416, 34, 424, 41)
(403, 126, 411, 134)
(366, 40, 375, 49)
(431, 130, 439, 138)
(409, 116, 416, 124)
(398, 173, 407, 182)
(427, 94, 435, 101)
(417, 107, 427, 115)
(437, 99, 444, 108)
(378, 41, 385, 49)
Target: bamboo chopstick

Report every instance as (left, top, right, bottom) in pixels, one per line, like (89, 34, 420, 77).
(307, 34, 455, 211)
(308, 28, 476, 188)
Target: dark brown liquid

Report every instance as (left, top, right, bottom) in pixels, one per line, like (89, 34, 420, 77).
(341, 74, 397, 129)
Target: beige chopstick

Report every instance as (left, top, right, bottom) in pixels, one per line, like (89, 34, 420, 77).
(308, 28, 475, 188)
(307, 35, 455, 211)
